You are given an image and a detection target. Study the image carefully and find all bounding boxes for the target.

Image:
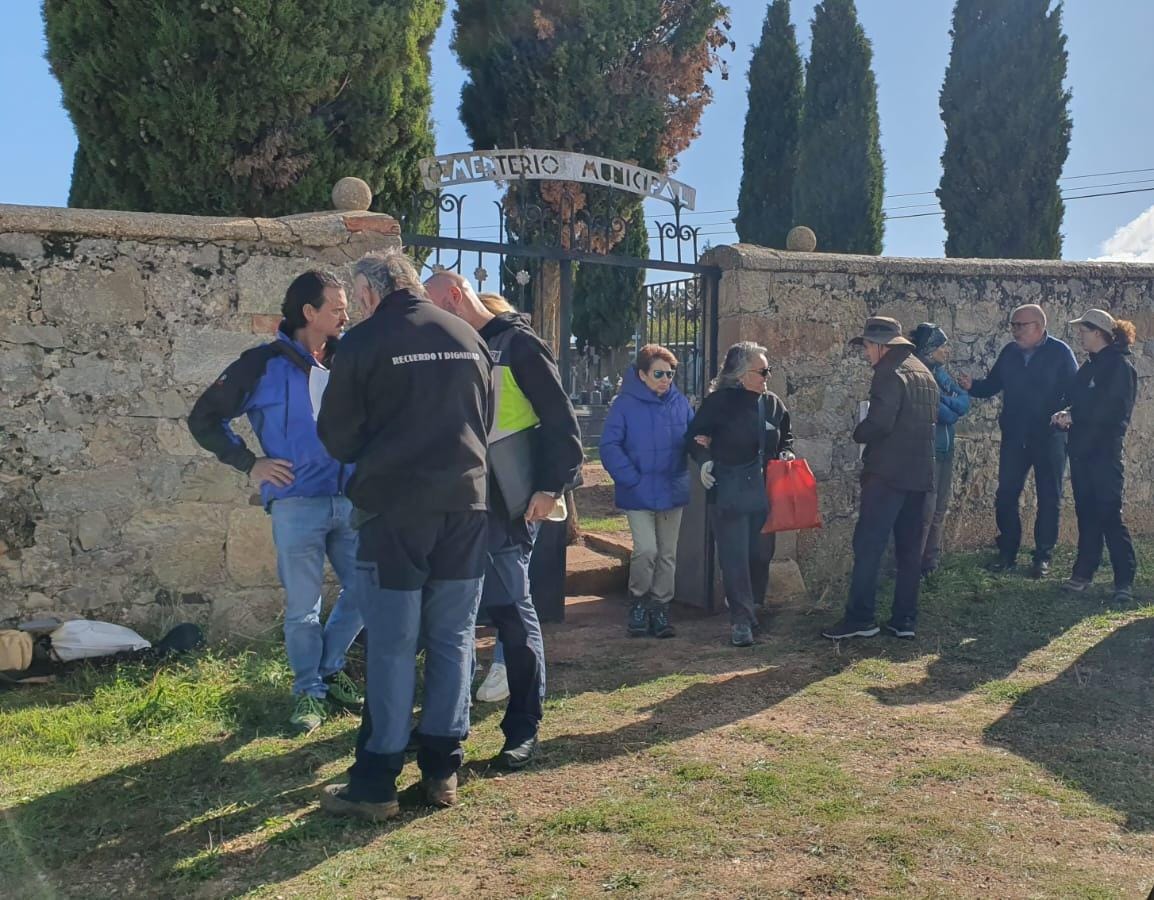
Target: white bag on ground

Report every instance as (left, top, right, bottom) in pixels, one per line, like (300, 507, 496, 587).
(49, 620, 151, 662)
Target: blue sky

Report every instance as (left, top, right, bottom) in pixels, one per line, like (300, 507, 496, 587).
(3, 1, 1153, 261)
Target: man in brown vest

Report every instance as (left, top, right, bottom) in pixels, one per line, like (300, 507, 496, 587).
(823, 317, 939, 642)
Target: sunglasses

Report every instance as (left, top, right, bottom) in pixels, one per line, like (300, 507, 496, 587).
(748, 367, 771, 378)
(649, 369, 677, 380)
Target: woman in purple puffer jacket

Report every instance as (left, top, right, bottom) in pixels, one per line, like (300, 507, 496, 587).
(599, 344, 693, 640)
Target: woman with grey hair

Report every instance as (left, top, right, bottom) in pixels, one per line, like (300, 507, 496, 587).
(687, 342, 794, 647)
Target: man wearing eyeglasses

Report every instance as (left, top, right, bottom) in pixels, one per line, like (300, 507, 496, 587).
(958, 304, 1078, 578)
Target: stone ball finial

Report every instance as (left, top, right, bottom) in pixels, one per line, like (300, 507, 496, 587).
(786, 226, 817, 253)
(331, 177, 373, 212)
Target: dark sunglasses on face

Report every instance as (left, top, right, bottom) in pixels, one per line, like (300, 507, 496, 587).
(749, 367, 770, 378)
(649, 369, 676, 380)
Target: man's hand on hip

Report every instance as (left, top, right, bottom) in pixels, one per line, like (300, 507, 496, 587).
(251, 457, 294, 488)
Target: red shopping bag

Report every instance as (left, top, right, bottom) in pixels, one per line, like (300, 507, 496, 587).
(761, 459, 823, 534)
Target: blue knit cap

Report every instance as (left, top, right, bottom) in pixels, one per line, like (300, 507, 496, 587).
(911, 323, 948, 358)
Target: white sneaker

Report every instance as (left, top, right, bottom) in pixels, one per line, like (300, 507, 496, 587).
(476, 662, 510, 703)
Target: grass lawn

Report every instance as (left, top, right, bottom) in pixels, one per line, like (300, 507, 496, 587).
(2, 547, 1153, 899)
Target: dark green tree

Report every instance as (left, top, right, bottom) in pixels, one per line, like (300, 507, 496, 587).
(736, 0, 804, 248)
(793, 0, 885, 254)
(938, 0, 1072, 259)
(453, 0, 730, 350)
(572, 205, 647, 353)
(43, 0, 443, 217)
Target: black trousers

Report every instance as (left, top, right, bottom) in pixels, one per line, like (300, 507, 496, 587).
(1070, 453, 1136, 588)
(712, 506, 775, 627)
(995, 434, 1066, 562)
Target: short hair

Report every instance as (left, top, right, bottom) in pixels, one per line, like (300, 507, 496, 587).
(636, 343, 678, 373)
(1011, 304, 1047, 329)
(281, 270, 343, 331)
(354, 249, 424, 300)
(712, 341, 768, 391)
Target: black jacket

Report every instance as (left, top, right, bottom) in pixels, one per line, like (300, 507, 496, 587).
(687, 387, 793, 467)
(854, 346, 938, 493)
(479, 312, 584, 500)
(970, 334, 1078, 442)
(1066, 343, 1138, 461)
(317, 289, 492, 516)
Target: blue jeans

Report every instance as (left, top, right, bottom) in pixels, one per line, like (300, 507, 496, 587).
(483, 514, 545, 744)
(270, 496, 363, 699)
(347, 511, 487, 800)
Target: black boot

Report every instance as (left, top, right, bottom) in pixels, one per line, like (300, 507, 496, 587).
(649, 604, 676, 639)
(627, 599, 649, 637)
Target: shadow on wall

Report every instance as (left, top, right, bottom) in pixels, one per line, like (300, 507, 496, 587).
(984, 616, 1154, 832)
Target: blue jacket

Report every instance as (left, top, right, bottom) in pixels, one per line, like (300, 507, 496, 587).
(188, 326, 352, 508)
(930, 363, 970, 455)
(599, 368, 693, 511)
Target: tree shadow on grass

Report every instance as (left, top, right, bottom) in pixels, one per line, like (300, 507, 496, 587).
(984, 616, 1154, 832)
(867, 556, 1146, 705)
(0, 690, 454, 899)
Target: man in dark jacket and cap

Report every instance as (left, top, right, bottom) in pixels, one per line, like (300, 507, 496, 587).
(823, 317, 939, 641)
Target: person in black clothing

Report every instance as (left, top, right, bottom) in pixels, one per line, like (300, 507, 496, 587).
(959, 304, 1078, 578)
(687, 342, 794, 648)
(316, 250, 492, 822)
(424, 272, 583, 771)
(822, 317, 939, 642)
(1052, 309, 1139, 603)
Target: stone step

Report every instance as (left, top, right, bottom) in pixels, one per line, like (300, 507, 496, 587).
(565, 542, 627, 597)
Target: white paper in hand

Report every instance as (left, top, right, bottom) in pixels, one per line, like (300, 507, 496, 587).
(308, 366, 330, 421)
(858, 401, 870, 460)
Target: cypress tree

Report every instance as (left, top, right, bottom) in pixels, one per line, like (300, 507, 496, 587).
(793, 0, 885, 255)
(43, 0, 443, 217)
(736, 0, 804, 248)
(453, 0, 729, 351)
(938, 0, 1072, 259)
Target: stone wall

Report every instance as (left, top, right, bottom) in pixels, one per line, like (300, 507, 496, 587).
(704, 244, 1154, 591)
(0, 204, 401, 635)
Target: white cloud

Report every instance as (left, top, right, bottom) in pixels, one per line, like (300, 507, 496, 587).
(1094, 205, 1154, 263)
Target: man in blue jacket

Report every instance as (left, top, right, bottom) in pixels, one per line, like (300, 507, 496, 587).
(959, 304, 1078, 578)
(188, 270, 363, 734)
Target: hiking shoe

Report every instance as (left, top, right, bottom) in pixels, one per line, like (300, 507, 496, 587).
(289, 695, 327, 735)
(324, 671, 364, 710)
(627, 600, 650, 637)
(1113, 584, 1135, 604)
(731, 624, 754, 647)
(497, 734, 539, 770)
(319, 784, 399, 822)
(986, 555, 1017, 573)
(422, 773, 458, 808)
(884, 622, 916, 640)
(821, 620, 881, 641)
(476, 662, 510, 703)
(649, 605, 676, 639)
(1030, 559, 1051, 580)
(1062, 576, 1091, 593)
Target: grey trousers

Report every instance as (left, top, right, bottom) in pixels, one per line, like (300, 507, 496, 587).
(625, 508, 684, 606)
(921, 451, 955, 571)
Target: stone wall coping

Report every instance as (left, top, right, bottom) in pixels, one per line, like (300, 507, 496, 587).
(0, 203, 400, 247)
(704, 242, 1154, 280)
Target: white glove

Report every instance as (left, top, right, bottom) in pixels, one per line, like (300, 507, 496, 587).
(700, 460, 716, 490)
(779, 450, 796, 462)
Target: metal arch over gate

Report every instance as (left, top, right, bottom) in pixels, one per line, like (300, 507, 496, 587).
(401, 155, 721, 400)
